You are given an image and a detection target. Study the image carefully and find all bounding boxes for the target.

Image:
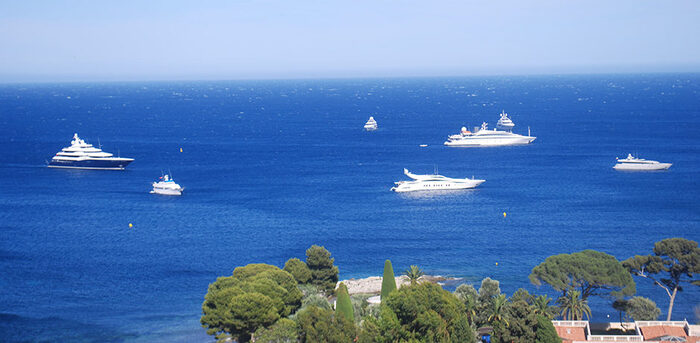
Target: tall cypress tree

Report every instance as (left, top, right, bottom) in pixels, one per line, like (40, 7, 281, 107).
(335, 282, 354, 322)
(381, 259, 397, 301)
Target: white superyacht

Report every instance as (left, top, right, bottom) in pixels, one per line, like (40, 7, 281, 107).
(364, 116, 378, 131)
(391, 168, 485, 192)
(48, 133, 134, 170)
(444, 111, 535, 147)
(613, 154, 672, 171)
(150, 174, 185, 196)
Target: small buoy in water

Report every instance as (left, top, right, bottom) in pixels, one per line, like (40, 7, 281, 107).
(495, 262, 499, 266)
(503, 212, 507, 218)
(180, 148, 183, 153)
(419, 144, 428, 147)
(129, 223, 133, 228)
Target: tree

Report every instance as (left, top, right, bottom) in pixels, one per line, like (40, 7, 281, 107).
(488, 294, 510, 327)
(493, 298, 531, 343)
(335, 282, 354, 322)
(381, 260, 397, 301)
(477, 277, 502, 325)
(533, 295, 558, 319)
(254, 318, 298, 343)
(305, 245, 339, 295)
(556, 290, 591, 320)
(378, 282, 475, 343)
(201, 264, 303, 342)
(625, 296, 661, 321)
(454, 283, 478, 324)
(535, 315, 562, 343)
(284, 258, 312, 284)
(529, 250, 636, 300)
(404, 265, 424, 285)
(297, 306, 356, 343)
(622, 237, 700, 320)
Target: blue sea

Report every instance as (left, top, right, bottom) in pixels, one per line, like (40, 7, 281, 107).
(1, 74, 699, 342)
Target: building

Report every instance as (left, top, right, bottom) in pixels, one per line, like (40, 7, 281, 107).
(552, 320, 700, 343)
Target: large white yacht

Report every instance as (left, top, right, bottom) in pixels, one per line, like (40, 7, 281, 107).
(48, 133, 134, 170)
(444, 111, 536, 147)
(364, 116, 378, 131)
(150, 174, 184, 196)
(391, 168, 485, 192)
(613, 154, 672, 171)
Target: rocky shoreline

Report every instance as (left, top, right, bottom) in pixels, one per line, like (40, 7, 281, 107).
(337, 275, 462, 295)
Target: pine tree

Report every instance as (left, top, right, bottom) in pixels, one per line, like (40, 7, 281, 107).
(381, 259, 397, 301)
(335, 282, 354, 322)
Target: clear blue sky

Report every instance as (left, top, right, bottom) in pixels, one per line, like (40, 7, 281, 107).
(1, 0, 699, 82)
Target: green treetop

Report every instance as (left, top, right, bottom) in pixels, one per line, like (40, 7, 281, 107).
(201, 264, 303, 342)
(529, 250, 636, 300)
(284, 257, 312, 284)
(305, 245, 339, 295)
(335, 282, 354, 322)
(381, 259, 397, 301)
(369, 282, 475, 343)
(535, 315, 562, 343)
(623, 237, 700, 320)
(297, 305, 356, 343)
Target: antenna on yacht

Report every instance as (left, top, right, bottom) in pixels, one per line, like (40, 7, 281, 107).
(433, 164, 438, 175)
(528, 126, 531, 137)
(97, 137, 102, 149)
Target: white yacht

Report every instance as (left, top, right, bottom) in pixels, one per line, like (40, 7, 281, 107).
(391, 168, 485, 192)
(150, 174, 184, 196)
(48, 133, 134, 170)
(444, 111, 535, 147)
(364, 116, 378, 131)
(613, 154, 672, 171)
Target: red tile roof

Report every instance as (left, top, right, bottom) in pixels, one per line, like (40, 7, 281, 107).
(555, 326, 586, 342)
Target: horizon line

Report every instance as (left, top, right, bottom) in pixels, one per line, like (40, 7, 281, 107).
(1, 69, 699, 85)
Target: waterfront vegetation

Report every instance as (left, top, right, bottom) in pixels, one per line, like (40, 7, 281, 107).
(201, 238, 699, 342)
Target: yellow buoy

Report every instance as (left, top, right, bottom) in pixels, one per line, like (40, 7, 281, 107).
(495, 262, 499, 266)
(180, 148, 183, 153)
(129, 223, 133, 228)
(503, 212, 507, 218)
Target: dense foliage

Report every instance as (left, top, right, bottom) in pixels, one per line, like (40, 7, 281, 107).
(253, 318, 298, 343)
(535, 314, 562, 343)
(297, 305, 356, 343)
(623, 237, 700, 320)
(362, 282, 475, 343)
(305, 245, 339, 295)
(529, 250, 636, 300)
(283, 258, 312, 284)
(381, 259, 397, 301)
(200, 264, 302, 342)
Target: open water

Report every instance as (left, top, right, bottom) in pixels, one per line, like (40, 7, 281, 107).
(0, 74, 699, 342)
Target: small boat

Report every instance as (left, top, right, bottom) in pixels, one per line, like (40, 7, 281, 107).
(364, 116, 378, 131)
(150, 174, 184, 196)
(391, 168, 485, 192)
(613, 154, 671, 171)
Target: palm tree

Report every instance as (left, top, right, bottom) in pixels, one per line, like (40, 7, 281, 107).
(403, 265, 424, 285)
(556, 290, 591, 320)
(488, 294, 510, 327)
(533, 295, 557, 319)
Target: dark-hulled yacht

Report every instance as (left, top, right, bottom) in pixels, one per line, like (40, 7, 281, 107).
(48, 133, 134, 170)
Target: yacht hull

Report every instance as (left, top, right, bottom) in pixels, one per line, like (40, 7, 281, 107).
(613, 163, 671, 171)
(444, 136, 536, 147)
(150, 188, 183, 196)
(391, 179, 485, 192)
(48, 158, 134, 170)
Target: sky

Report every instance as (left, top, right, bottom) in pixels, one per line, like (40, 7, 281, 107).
(0, 0, 699, 82)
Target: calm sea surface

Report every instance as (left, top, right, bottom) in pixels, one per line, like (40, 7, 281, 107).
(1, 74, 699, 342)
